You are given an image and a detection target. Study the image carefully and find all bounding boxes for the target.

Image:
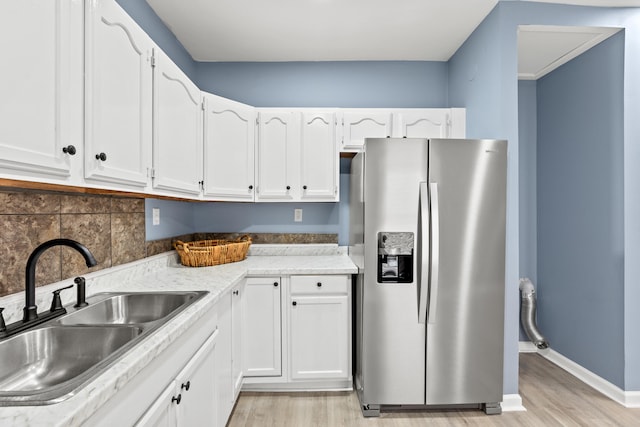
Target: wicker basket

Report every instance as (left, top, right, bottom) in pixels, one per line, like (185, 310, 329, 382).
(173, 235, 252, 267)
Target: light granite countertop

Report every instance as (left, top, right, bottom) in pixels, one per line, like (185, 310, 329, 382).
(0, 245, 357, 427)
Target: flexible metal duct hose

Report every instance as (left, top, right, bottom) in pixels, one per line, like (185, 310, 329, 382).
(519, 278, 549, 349)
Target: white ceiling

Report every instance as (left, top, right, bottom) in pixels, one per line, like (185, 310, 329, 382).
(518, 26, 622, 79)
(145, 0, 499, 61)
(145, 0, 639, 64)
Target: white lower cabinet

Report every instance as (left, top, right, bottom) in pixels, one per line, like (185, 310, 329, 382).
(289, 295, 350, 380)
(243, 277, 282, 377)
(242, 275, 352, 390)
(136, 330, 219, 427)
(289, 275, 350, 381)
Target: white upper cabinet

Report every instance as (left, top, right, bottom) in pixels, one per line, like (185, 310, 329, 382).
(393, 108, 466, 139)
(85, 0, 153, 188)
(256, 111, 298, 201)
(340, 111, 393, 152)
(203, 93, 255, 201)
(338, 109, 466, 152)
(300, 112, 339, 202)
(394, 109, 449, 138)
(0, 0, 83, 181)
(152, 49, 203, 196)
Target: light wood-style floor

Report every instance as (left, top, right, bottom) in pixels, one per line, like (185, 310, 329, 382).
(228, 353, 640, 426)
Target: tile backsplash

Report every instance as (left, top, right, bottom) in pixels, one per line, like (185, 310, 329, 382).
(0, 189, 340, 297)
(0, 190, 145, 297)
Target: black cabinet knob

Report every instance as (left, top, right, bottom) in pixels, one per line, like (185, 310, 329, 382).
(62, 145, 76, 155)
(181, 381, 190, 391)
(249, 185, 254, 190)
(273, 282, 279, 287)
(233, 290, 239, 295)
(286, 186, 291, 190)
(292, 301, 297, 306)
(303, 185, 307, 190)
(95, 152, 107, 161)
(172, 394, 182, 405)
(317, 282, 322, 287)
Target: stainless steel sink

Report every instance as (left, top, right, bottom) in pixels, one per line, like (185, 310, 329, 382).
(0, 326, 141, 392)
(57, 292, 200, 325)
(0, 291, 208, 405)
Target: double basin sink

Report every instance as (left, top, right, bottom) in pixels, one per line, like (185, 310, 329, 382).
(0, 291, 207, 406)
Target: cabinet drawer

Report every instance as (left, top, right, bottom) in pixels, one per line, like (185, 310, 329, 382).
(290, 275, 348, 295)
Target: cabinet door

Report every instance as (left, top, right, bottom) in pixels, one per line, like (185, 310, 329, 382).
(203, 93, 255, 201)
(85, 0, 152, 188)
(340, 111, 392, 152)
(300, 112, 339, 201)
(152, 50, 203, 196)
(231, 282, 244, 398)
(0, 0, 82, 181)
(449, 108, 467, 138)
(243, 277, 282, 377)
(135, 380, 178, 427)
(256, 111, 298, 201)
(289, 295, 349, 380)
(216, 292, 233, 426)
(175, 331, 218, 427)
(394, 109, 450, 138)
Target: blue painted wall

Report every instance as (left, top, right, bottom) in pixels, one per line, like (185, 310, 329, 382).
(450, 1, 640, 394)
(518, 80, 537, 286)
(518, 79, 537, 342)
(145, 199, 195, 241)
(195, 61, 449, 107)
(537, 32, 625, 387)
(458, 1, 640, 392)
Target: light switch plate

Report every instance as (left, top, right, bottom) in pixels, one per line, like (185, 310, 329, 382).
(294, 208, 303, 222)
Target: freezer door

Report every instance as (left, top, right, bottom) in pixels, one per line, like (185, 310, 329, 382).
(360, 138, 428, 405)
(425, 139, 507, 405)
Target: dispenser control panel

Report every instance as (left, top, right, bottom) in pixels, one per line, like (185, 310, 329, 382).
(377, 232, 413, 283)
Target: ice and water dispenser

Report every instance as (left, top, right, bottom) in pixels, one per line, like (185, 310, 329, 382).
(377, 232, 413, 283)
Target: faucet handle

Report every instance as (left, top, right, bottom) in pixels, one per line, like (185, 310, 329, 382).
(0, 308, 6, 332)
(50, 284, 73, 312)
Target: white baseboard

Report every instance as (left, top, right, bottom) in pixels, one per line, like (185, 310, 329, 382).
(501, 394, 526, 412)
(519, 341, 538, 353)
(527, 347, 640, 408)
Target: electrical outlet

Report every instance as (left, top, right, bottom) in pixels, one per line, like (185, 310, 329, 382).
(294, 208, 303, 222)
(152, 208, 160, 225)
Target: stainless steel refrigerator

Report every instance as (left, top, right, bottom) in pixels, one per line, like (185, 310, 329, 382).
(349, 138, 507, 416)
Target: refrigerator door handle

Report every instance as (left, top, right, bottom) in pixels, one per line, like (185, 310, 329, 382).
(418, 182, 430, 324)
(428, 182, 440, 325)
